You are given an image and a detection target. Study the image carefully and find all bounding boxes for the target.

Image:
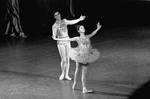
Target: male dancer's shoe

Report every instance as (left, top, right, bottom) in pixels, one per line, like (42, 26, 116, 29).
(65, 76, 72, 80)
(59, 74, 65, 80)
(82, 88, 93, 94)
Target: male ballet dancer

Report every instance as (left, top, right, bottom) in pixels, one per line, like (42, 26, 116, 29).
(52, 12, 85, 80)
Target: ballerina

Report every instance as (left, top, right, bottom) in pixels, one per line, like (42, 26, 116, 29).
(52, 12, 85, 80)
(53, 22, 102, 93)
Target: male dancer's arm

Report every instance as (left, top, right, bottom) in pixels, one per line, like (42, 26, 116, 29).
(52, 36, 78, 42)
(64, 15, 86, 25)
(52, 24, 58, 39)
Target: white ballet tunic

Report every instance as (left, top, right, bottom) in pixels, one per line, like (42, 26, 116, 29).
(69, 37, 100, 64)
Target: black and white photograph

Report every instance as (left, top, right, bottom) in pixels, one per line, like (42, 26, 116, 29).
(0, 0, 150, 99)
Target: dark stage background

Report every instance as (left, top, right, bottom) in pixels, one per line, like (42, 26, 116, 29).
(1, 0, 150, 37)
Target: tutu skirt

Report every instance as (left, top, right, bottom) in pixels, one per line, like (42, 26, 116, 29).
(69, 47, 100, 64)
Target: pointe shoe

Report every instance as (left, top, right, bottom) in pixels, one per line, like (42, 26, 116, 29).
(72, 83, 76, 90)
(59, 75, 65, 80)
(65, 76, 72, 81)
(82, 88, 93, 94)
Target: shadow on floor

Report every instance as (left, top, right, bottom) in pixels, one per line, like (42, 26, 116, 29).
(129, 80, 150, 99)
(94, 91, 129, 97)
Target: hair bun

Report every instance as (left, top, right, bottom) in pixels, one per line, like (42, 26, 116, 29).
(76, 25, 83, 30)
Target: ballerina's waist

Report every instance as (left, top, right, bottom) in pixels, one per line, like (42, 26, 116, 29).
(79, 48, 92, 54)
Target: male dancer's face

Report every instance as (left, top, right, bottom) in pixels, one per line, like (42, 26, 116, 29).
(54, 12, 61, 21)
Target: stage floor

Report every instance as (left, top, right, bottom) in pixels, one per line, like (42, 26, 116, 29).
(0, 27, 150, 99)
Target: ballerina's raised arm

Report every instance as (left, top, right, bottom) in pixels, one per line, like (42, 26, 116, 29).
(86, 22, 102, 38)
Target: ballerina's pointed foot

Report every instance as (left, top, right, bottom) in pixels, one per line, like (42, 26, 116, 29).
(72, 83, 76, 90)
(65, 76, 72, 81)
(82, 88, 93, 94)
(59, 74, 65, 80)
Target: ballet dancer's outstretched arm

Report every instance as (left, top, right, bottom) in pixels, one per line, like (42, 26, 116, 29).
(86, 22, 102, 38)
(52, 36, 78, 42)
(64, 15, 86, 25)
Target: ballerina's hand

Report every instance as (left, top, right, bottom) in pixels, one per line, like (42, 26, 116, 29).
(52, 36, 57, 40)
(80, 15, 86, 21)
(97, 22, 102, 29)
(52, 36, 54, 39)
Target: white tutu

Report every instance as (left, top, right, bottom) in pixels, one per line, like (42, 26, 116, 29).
(69, 47, 100, 64)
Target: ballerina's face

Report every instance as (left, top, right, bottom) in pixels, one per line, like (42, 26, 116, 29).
(78, 26, 85, 33)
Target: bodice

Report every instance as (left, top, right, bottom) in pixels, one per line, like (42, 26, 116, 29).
(77, 37, 91, 53)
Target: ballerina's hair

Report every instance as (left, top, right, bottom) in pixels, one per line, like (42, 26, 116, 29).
(76, 25, 83, 32)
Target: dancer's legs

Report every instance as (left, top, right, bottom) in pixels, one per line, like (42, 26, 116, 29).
(72, 62, 81, 89)
(5, 21, 11, 35)
(81, 65, 88, 89)
(11, 0, 27, 37)
(65, 42, 71, 80)
(81, 65, 93, 93)
(13, 16, 27, 37)
(57, 44, 67, 80)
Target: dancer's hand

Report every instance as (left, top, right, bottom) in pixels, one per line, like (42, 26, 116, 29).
(52, 35, 56, 40)
(97, 22, 102, 29)
(79, 15, 86, 21)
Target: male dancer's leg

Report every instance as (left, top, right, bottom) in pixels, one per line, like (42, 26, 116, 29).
(65, 42, 72, 80)
(57, 44, 67, 80)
